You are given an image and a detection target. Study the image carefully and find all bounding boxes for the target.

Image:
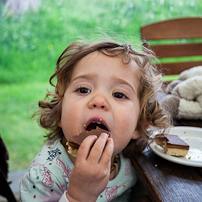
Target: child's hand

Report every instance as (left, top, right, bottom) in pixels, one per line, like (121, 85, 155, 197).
(66, 133, 114, 202)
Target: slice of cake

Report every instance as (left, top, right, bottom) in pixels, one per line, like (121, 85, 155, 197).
(155, 134, 189, 157)
(66, 127, 110, 157)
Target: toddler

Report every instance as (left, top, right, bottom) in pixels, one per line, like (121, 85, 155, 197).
(20, 37, 171, 202)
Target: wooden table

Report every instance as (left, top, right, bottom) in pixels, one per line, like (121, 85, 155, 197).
(133, 122, 202, 202)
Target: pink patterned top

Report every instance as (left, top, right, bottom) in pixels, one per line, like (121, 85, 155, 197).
(20, 139, 145, 202)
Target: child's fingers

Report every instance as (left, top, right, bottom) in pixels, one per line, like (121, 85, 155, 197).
(76, 135, 98, 161)
(99, 137, 114, 166)
(88, 133, 109, 163)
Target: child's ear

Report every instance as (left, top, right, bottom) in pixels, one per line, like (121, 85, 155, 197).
(132, 124, 149, 140)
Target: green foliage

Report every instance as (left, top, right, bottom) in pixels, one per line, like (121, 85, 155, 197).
(1, 0, 202, 171)
(0, 82, 52, 170)
(1, 0, 202, 84)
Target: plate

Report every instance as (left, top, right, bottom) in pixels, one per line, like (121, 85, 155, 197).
(150, 126, 202, 167)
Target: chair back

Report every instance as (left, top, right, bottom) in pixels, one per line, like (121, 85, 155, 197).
(0, 137, 17, 202)
(141, 17, 202, 75)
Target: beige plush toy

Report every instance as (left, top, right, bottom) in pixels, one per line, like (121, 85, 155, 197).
(162, 66, 202, 120)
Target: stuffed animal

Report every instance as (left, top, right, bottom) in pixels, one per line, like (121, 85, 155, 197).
(162, 66, 202, 120)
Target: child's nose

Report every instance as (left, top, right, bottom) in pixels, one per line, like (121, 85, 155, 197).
(88, 95, 110, 110)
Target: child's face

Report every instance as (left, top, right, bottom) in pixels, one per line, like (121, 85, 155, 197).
(59, 51, 141, 156)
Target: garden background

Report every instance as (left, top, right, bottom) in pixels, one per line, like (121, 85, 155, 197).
(1, 0, 202, 172)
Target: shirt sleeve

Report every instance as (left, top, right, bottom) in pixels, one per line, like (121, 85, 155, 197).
(20, 164, 67, 202)
(59, 191, 69, 202)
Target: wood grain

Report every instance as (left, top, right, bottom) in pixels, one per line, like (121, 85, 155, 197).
(141, 17, 202, 75)
(133, 150, 202, 202)
(141, 17, 202, 40)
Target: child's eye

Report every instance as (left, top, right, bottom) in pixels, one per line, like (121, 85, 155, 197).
(113, 92, 127, 99)
(77, 87, 91, 94)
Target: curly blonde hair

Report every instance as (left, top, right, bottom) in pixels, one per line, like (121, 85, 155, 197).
(36, 38, 171, 158)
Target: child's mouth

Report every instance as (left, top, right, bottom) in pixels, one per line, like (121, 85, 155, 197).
(86, 121, 108, 131)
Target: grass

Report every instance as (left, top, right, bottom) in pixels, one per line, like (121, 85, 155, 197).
(1, 0, 202, 171)
(0, 82, 53, 170)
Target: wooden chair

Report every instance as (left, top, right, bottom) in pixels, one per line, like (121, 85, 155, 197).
(141, 17, 202, 75)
